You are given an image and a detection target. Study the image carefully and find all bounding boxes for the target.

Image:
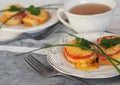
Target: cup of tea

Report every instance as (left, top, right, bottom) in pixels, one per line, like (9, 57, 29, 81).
(57, 0, 117, 33)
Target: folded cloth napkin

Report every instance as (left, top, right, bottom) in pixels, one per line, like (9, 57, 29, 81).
(0, 24, 76, 55)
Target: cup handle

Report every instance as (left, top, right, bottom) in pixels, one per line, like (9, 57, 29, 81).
(57, 8, 72, 28)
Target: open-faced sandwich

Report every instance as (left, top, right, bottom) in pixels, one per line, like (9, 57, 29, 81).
(63, 38, 99, 71)
(97, 36, 120, 65)
(0, 4, 25, 26)
(22, 8, 50, 27)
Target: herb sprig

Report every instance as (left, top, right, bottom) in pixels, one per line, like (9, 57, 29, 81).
(101, 37, 120, 48)
(26, 5, 41, 16)
(16, 31, 120, 73)
(9, 5, 23, 11)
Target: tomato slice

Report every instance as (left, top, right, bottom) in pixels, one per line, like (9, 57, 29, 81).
(97, 36, 116, 45)
(64, 48, 94, 59)
(107, 50, 120, 56)
(15, 12, 26, 19)
(98, 49, 120, 59)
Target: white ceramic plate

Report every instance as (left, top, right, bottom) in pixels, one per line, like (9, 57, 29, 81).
(0, 0, 58, 33)
(47, 32, 120, 79)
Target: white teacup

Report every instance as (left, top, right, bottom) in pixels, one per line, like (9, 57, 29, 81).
(57, 0, 117, 33)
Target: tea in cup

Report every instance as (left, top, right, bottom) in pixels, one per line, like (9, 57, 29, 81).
(57, 0, 117, 33)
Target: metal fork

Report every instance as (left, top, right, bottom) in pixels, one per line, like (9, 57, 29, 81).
(0, 22, 62, 45)
(24, 55, 89, 85)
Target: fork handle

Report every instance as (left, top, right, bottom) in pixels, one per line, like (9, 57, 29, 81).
(59, 73, 89, 85)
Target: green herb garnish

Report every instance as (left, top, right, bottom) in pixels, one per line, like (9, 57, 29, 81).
(101, 37, 120, 48)
(26, 5, 41, 16)
(9, 5, 22, 11)
(0, 5, 22, 12)
(75, 37, 91, 50)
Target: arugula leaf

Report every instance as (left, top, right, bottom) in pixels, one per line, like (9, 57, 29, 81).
(27, 5, 41, 16)
(100, 37, 120, 48)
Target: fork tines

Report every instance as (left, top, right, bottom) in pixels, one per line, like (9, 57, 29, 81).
(24, 54, 48, 76)
(24, 55, 90, 85)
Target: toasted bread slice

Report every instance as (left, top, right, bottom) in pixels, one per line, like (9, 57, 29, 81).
(0, 4, 25, 26)
(97, 36, 120, 65)
(22, 9, 50, 27)
(63, 40, 98, 71)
